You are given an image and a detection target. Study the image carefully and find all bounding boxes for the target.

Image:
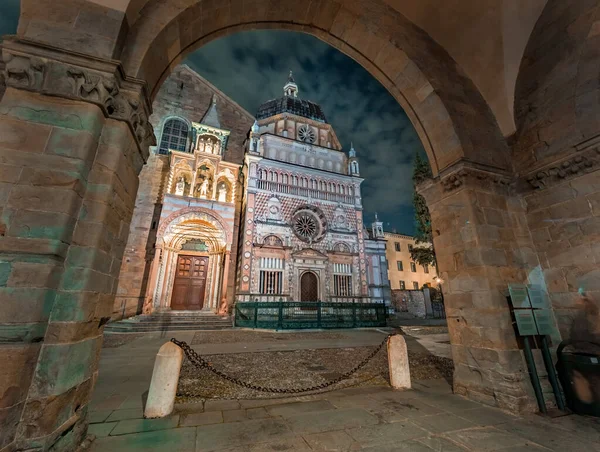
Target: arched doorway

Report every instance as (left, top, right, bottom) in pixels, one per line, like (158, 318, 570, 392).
(300, 271, 319, 302)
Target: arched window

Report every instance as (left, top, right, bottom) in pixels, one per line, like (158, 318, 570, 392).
(158, 118, 189, 154)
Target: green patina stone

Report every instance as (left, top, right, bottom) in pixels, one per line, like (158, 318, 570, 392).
(32, 338, 97, 397)
(50, 292, 90, 322)
(0, 322, 48, 343)
(0, 261, 11, 286)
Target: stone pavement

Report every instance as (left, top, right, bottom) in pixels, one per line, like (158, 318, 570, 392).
(88, 330, 600, 451)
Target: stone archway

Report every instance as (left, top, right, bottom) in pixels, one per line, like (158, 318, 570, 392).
(4, 0, 600, 449)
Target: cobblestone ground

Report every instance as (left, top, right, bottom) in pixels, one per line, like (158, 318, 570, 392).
(177, 345, 452, 400)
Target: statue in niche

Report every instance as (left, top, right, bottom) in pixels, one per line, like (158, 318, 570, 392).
(197, 139, 205, 153)
(205, 141, 213, 154)
(199, 179, 209, 198)
(217, 182, 227, 202)
(175, 177, 185, 196)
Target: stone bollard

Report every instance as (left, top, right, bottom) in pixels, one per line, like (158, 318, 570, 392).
(144, 341, 184, 418)
(388, 335, 411, 389)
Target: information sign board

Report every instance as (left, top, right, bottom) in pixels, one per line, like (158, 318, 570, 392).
(508, 284, 531, 308)
(527, 285, 550, 309)
(533, 309, 557, 337)
(514, 310, 538, 336)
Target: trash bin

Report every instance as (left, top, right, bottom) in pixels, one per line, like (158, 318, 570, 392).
(556, 340, 600, 417)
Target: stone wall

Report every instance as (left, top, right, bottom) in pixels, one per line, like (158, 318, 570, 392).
(113, 153, 168, 319)
(113, 65, 254, 319)
(514, 0, 600, 172)
(151, 65, 254, 165)
(391, 290, 427, 318)
(524, 171, 600, 342)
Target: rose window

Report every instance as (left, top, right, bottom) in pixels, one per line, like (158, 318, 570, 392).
(298, 124, 316, 144)
(291, 206, 327, 243)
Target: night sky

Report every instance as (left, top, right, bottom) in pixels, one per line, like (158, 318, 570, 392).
(0, 2, 424, 235)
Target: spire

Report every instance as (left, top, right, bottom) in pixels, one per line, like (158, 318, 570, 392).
(349, 141, 356, 157)
(375, 212, 379, 221)
(201, 94, 221, 128)
(251, 120, 259, 134)
(283, 70, 298, 97)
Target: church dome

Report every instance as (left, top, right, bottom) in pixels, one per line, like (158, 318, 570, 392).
(256, 97, 328, 123)
(255, 71, 328, 123)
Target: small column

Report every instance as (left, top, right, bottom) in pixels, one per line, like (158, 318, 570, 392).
(219, 251, 231, 314)
(388, 335, 411, 389)
(144, 342, 184, 418)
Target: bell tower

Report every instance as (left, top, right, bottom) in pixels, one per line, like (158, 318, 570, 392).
(348, 142, 360, 176)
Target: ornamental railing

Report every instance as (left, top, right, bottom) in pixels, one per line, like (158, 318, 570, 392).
(256, 180, 355, 205)
(234, 301, 387, 329)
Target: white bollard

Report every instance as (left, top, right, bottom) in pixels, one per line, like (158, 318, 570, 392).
(388, 335, 411, 389)
(144, 341, 184, 418)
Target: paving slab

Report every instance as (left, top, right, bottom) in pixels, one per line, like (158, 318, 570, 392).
(345, 422, 429, 447)
(180, 411, 223, 427)
(246, 407, 270, 420)
(265, 399, 335, 417)
(88, 422, 117, 438)
(247, 437, 313, 451)
(204, 399, 241, 412)
(285, 407, 379, 434)
(89, 410, 113, 424)
(456, 407, 519, 426)
(410, 412, 476, 433)
(302, 430, 361, 451)
(445, 427, 532, 451)
(90, 427, 197, 452)
(195, 418, 295, 451)
(416, 436, 470, 451)
(495, 419, 600, 452)
(222, 409, 247, 423)
(105, 408, 144, 422)
(110, 416, 180, 436)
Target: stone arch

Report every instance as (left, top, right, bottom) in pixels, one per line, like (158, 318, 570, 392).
(514, 0, 600, 172)
(116, 0, 510, 176)
(157, 206, 231, 248)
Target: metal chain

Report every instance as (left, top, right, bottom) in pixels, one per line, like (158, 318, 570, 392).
(171, 333, 395, 394)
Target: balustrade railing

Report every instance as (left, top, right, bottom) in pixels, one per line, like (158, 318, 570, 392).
(256, 180, 354, 204)
(235, 301, 387, 329)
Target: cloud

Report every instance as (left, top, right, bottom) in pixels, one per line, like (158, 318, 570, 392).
(185, 30, 425, 234)
(0, 0, 19, 36)
(0, 3, 425, 235)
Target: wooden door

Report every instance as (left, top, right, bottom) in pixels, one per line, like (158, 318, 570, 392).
(300, 272, 319, 301)
(171, 255, 208, 310)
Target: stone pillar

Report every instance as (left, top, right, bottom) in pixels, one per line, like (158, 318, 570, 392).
(219, 251, 231, 314)
(0, 37, 154, 450)
(419, 163, 539, 413)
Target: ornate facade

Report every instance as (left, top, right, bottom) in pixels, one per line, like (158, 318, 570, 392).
(115, 68, 389, 318)
(237, 73, 381, 304)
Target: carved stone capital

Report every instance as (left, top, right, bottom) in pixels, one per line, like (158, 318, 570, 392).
(1, 37, 155, 159)
(521, 135, 600, 191)
(438, 162, 512, 193)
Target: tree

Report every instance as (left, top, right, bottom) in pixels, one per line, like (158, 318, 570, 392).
(410, 153, 437, 269)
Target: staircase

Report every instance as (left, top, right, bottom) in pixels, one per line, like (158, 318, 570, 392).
(104, 311, 233, 333)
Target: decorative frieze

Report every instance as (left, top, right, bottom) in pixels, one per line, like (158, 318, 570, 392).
(1, 37, 155, 157)
(439, 165, 512, 193)
(525, 147, 599, 190)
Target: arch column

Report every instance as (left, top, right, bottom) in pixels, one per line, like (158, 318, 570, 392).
(0, 37, 154, 451)
(419, 162, 540, 413)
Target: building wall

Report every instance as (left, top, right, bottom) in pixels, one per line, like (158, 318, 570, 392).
(113, 65, 254, 319)
(384, 232, 434, 290)
(364, 238, 391, 304)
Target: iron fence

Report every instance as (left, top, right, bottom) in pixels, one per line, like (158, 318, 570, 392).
(430, 301, 446, 319)
(234, 301, 387, 329)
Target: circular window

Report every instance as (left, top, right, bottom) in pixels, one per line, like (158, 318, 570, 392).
(291, 206, 327, 243)
(298, 125, 316, 144)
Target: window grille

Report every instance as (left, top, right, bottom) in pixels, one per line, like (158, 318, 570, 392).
(333, 263, 352, 296)
(259, 257, 283, 294)
(159, 118, 188, 154)
(413, 281, 419, 290)
(399, 280, 406, 290)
